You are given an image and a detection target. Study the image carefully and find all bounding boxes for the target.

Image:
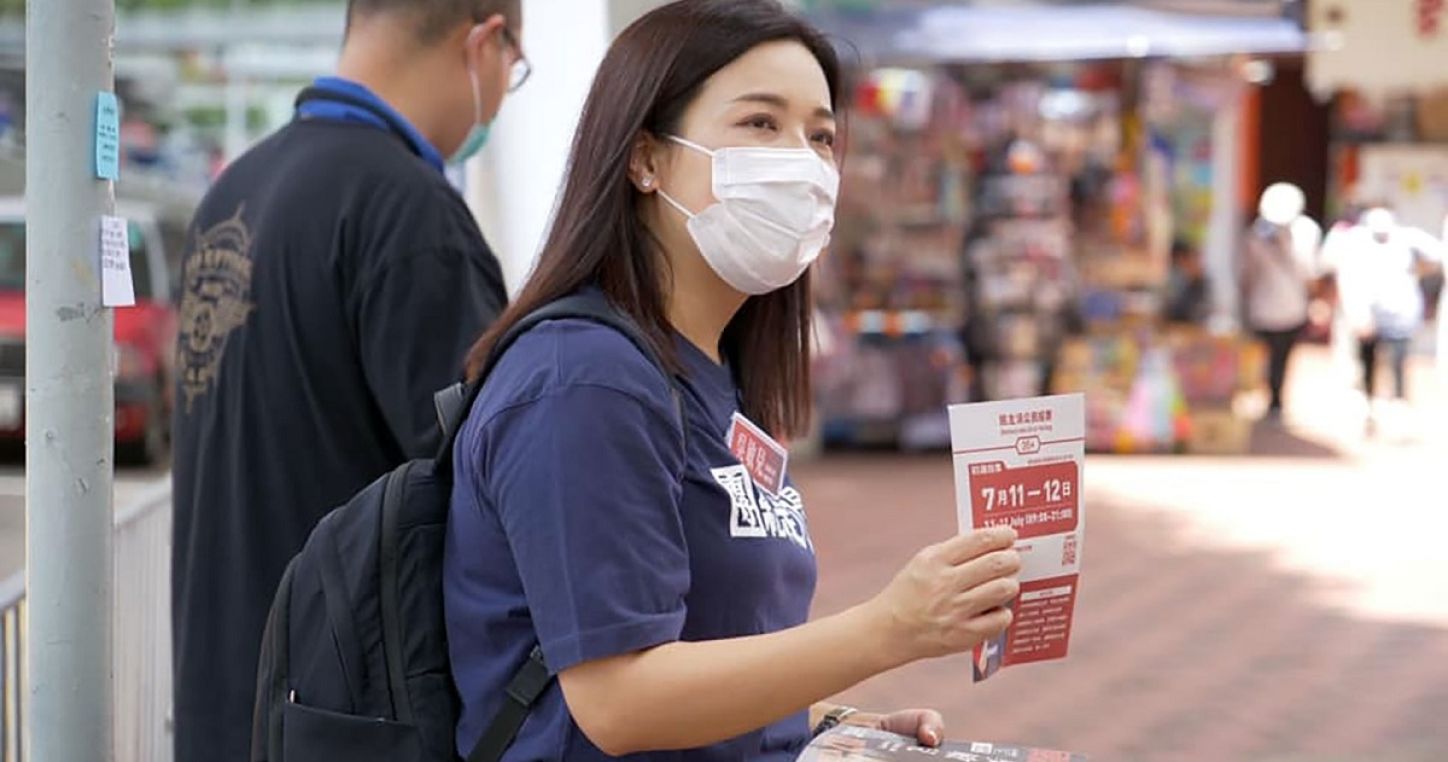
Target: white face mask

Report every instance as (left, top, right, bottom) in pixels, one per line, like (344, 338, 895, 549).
(656, 135, 840, 295)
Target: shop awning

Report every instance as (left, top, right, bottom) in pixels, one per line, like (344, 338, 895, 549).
(805, 3, 1308, 64)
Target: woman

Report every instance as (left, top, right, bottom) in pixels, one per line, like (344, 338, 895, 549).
(443, 2, 1021, 759)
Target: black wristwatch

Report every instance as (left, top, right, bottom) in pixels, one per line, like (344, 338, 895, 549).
(812, 706, 859, 738)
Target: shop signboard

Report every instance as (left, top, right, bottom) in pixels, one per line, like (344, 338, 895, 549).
(1357, 143, 1448, 237)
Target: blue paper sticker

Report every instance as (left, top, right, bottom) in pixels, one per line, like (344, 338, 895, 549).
(95, 91, 120, 181)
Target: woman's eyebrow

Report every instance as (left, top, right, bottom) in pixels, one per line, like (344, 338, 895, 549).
(731, 92, 835, 120)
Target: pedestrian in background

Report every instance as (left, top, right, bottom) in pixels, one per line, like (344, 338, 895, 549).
(1240, 182, 1321, 420)
(1320, 198, 1367, 389)
(170, 0, 522, 759)
(1337, 207, 1445, 432)
(443, 1, 1021, 759)
(1440, 212, 1448, 388)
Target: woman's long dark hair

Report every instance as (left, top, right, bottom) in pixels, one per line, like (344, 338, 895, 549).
(463, 0, 842, 438)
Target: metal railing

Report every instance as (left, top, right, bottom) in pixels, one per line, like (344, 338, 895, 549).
(0, 479, 174, 762)
(113, 481, 174, 762)
(0, 572, 21, 762)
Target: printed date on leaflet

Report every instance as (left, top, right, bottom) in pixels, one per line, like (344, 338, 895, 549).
(968, 460, 1080, 537)
(980, 478, 1073, 511)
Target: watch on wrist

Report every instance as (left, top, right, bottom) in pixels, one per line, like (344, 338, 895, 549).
(812, 706, 859, 738)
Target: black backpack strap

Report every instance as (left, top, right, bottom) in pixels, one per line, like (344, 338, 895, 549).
(434, 382, 469, 443)
(252, 557, 297, 762)
(466, 646, 551, 762)
(378, 462, 417, 726)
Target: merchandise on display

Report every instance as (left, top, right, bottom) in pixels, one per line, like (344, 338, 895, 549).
(813, 67, 972, 449)
(815, 58, 1260, 453)
(1051, 327, 1266, 454)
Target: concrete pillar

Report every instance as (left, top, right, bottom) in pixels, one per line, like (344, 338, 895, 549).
(25, 0, 117, 757)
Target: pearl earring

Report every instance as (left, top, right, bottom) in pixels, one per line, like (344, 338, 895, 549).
(642, 177, 653, 188)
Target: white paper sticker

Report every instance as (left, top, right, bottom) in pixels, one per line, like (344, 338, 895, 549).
(100, 215, 135, 307)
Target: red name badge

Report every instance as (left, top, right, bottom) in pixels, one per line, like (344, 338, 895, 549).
(726, 412, 788, 497)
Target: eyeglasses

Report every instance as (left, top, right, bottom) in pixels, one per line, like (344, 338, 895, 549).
(500, 27, 531, 92)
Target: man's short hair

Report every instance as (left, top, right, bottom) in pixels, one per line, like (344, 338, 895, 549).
(347, 0, 521, 44)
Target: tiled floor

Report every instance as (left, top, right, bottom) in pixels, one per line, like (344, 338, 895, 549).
(798, 347, 1448, 761)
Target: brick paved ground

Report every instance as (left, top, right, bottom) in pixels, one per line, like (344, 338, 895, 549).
(797, 347, 1448, 761)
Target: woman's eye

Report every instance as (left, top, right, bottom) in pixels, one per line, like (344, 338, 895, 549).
(812, 131, 836, 148)
(742, 115, 778, 132)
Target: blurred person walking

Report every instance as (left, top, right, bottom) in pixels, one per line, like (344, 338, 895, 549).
(1320, 198, 1367, 389)
(1337, 208, 1445, 431)
(170, 1, 523, 759)
(444, 2, 1022, 759)
(1240, 182, 1321, 420)
(1440, 212, 1448, 388)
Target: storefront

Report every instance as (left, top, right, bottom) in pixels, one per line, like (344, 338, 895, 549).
(805, 2, 1304, 453)
(1306, 0, 1448, 378)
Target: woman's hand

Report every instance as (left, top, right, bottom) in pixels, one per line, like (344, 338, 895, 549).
(864, 526, 1021, 666)
(556, 527, 1019, 755)
(846, 708, 947, 747)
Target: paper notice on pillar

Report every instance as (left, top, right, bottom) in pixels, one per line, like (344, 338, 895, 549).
(99, 215, 135, 307)
(949, 393, 1084, 682)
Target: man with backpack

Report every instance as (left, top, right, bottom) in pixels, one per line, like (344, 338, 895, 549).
(170, 1, 523, 759)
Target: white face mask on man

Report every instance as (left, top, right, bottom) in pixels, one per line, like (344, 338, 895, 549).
(655, 135, 840, 295)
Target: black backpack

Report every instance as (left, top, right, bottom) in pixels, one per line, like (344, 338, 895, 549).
(250, 291, 680, 762)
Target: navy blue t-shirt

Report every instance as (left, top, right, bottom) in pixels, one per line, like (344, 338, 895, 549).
(444, 318, 818, 761)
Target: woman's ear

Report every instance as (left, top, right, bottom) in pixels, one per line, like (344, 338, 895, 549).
(629, 132, 663, 194)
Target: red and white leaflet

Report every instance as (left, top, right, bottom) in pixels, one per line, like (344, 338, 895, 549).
(949, 393, 1085, 682)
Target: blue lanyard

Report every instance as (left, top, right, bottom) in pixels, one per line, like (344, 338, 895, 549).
(295, 77, 446, 174)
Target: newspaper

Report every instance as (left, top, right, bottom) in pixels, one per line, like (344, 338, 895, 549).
(799, 726, 1087, 762)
